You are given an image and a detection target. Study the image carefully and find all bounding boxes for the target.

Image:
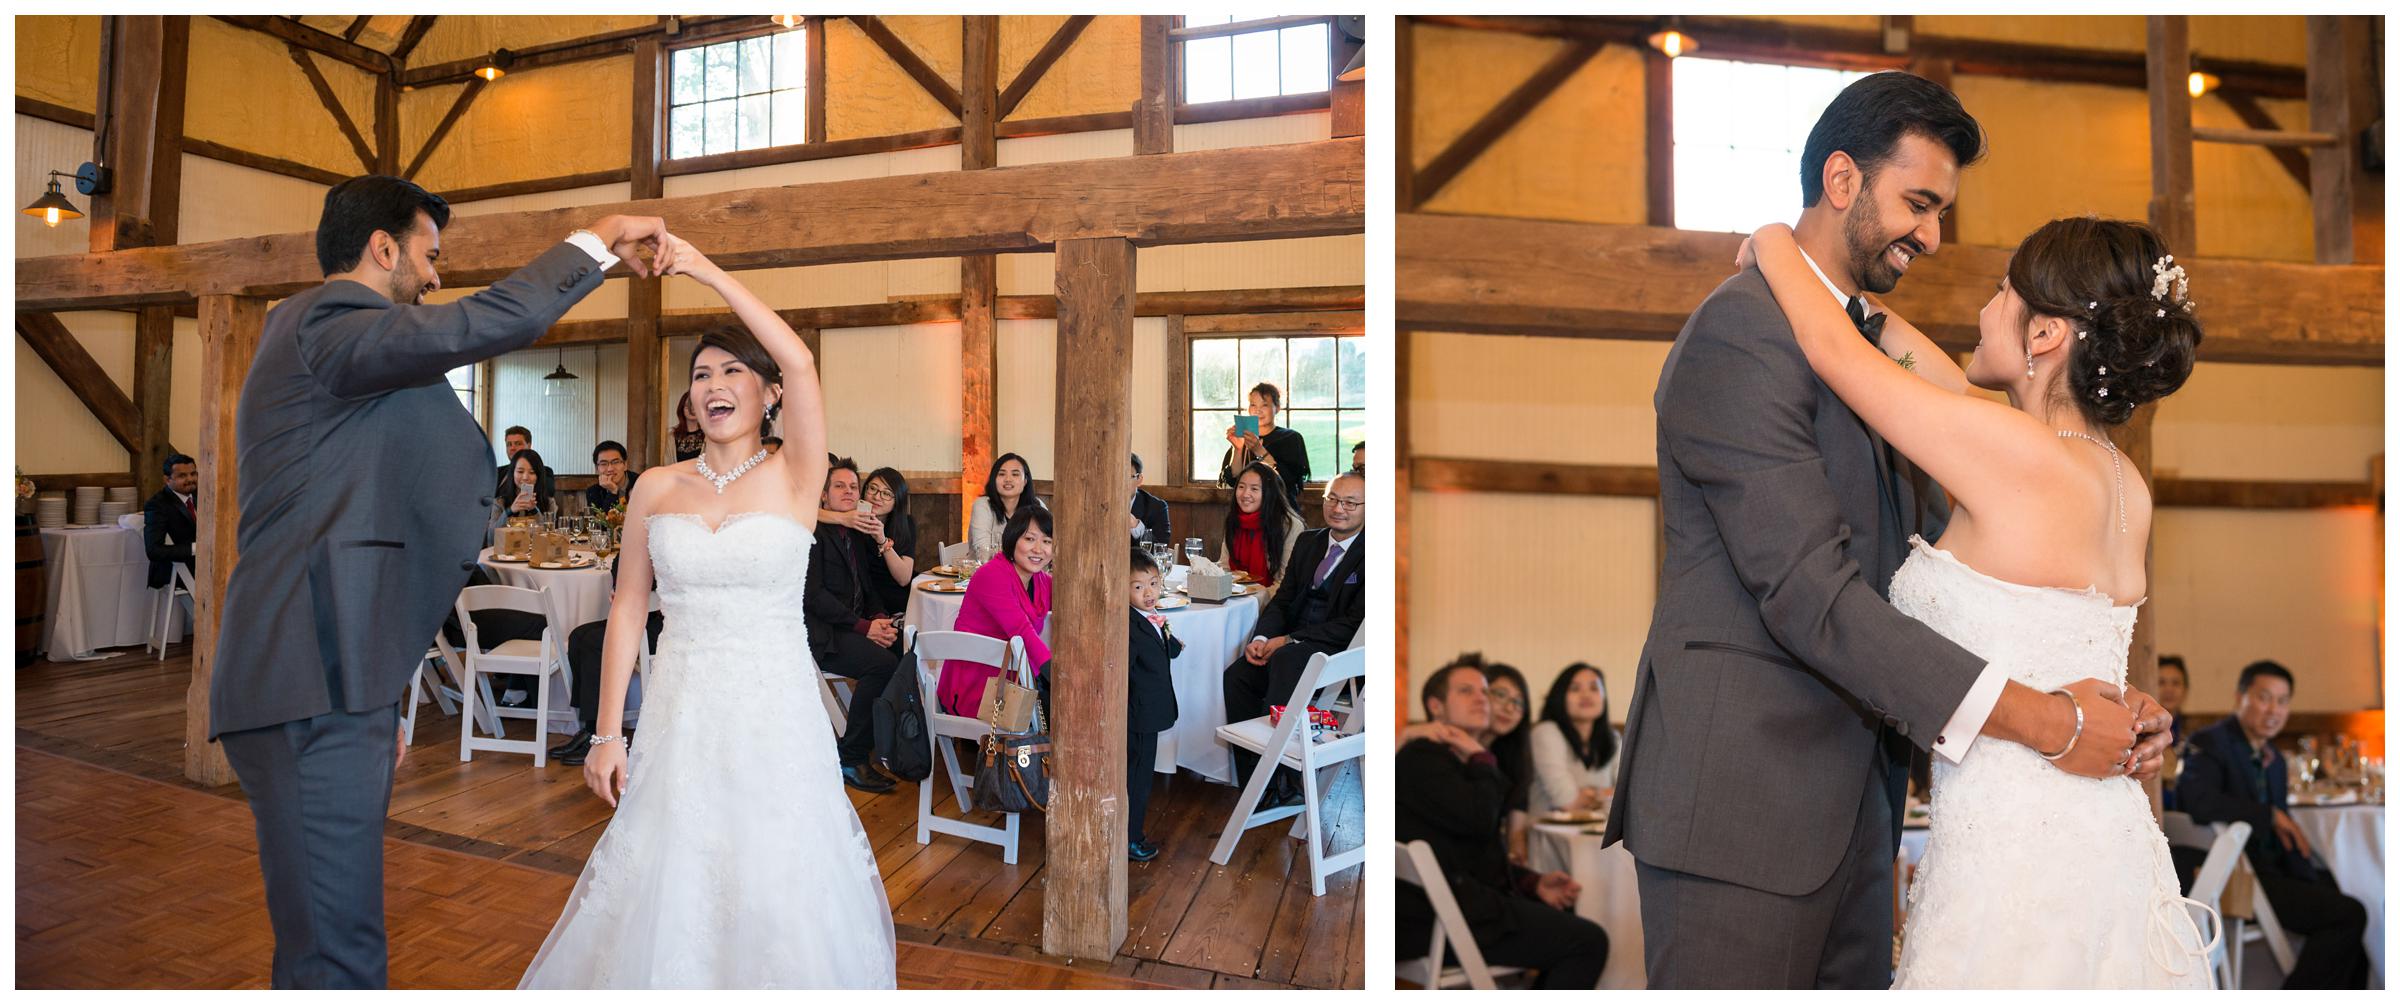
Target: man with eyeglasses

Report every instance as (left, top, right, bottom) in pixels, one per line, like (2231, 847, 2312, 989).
(2178, 660, 2372, 988)
(1222, 471, 1365, 808)
(583, 440, 637, 511)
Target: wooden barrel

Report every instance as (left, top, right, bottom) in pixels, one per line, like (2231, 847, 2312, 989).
(17, 518, 46, 666)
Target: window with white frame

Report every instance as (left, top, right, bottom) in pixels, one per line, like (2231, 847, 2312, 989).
(668, 28, 808, 160)
(1672, 58, 1870, 234)
(447, 363, 478, 418)
(1188, 333, 1364, 484)
(1180, 15, 1332, 105)
(487, 345, 628, 476)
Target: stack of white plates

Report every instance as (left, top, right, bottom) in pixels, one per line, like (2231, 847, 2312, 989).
(36, 494, 68, 529)
(71, 486, 104, 526)
(105, 486, 138, 505)
(98, 501, 134, 522)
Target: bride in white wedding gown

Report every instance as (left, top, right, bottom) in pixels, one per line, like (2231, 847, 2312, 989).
(1744, 219, 2215, 988)
(521, 236, 895, 989)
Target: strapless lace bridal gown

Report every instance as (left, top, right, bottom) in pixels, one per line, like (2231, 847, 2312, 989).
(521, 512, 895, 989)
(1887, 537, 2214, 988)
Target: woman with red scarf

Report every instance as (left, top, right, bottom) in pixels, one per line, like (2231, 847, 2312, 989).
(1216, 461, 1302, 588)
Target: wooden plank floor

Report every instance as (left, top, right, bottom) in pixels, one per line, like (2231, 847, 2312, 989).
(15, 645, 1363, 988)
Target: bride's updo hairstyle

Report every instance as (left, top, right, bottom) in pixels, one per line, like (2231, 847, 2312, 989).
(689, 325, 785, 434)
(2006, 217, 2203, 426)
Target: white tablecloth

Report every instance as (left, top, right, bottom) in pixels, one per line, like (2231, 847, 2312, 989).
(904, 569, 1262, 783)
(2292, 802, 2385, 987)
(477, 548, 613, 634)
(38, 526, 175, 658)
(1529, 822, 1644, 990)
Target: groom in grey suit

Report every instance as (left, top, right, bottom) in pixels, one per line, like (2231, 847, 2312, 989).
(209, 174, 671, 987)
(1603, 73, 2158, 988)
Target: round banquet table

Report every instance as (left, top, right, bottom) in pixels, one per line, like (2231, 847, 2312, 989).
(904, 568, 1262, 783)
(2290, 801, 2386, 987)
(477, 548, 614, 635)
(1528, 822, 1645, 989)
(39, 525, 175, 659)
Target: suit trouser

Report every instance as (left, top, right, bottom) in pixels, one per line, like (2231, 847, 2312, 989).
(218, 701, 402, 989)
(1222, 638, 1343, 791)
(2256, 869, 2372, 989)
(820, 630, 899, 767)
(1475, 896, 1612, 989)
(1636, 758, 1896, 989)
(1128, 728, 1161, 844)
(565, 613, 666, 730)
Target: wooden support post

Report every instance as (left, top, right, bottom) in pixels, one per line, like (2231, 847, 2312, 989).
(1134, 16, 1174, 156)
(1164, 315, 1190, 485)
(2305, 16, 2355, 265)
(1643, 49, 1673, 227)
(91, 15, 185, 253)
(959, 17, 999, 538)
(963, 17, 997, 170)
(1910, 57, 1959, 246)
(374, 73, 400, 175)
(186, 294, 264, 787)
(2144, 16, 2198, 254)
(1042, 237, 1134, 961)
(1394, 328, 1412, 728)
(133, 306, 175, 498)
(627, 37, 664, 468)
(1395, 17, 1416, 212)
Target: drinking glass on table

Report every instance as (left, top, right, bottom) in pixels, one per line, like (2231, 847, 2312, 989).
(1183, 537, 1204, 569)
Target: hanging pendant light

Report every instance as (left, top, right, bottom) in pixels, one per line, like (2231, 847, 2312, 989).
(543, 347, 579, 396)
(772, 14, 803, 30)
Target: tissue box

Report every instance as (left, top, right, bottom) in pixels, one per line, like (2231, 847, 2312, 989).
(1187, 568, 1234, 602)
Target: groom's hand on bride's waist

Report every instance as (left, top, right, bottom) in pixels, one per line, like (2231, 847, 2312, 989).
(2049, 678, 2138, 779)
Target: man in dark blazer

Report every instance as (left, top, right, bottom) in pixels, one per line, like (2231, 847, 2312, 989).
(142, 453, 199, 589)
(209, 173, 671, 988)
(1397, 660, 1607, 988)
(2177, 660, 2370, 988)
(1222, 471, 1363, 804)
(1602, 73, 2164, 988)
(1126, 547, 1182, 862)
(1128, 452, 1171, 545)
(804, 457, 899, 794)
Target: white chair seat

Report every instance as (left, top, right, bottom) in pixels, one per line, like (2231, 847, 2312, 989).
(907, 627, 1027, 864)
(1209, 648, 1367, 896)
(488, 638, 546, 659)
(454, 584, 568, 766)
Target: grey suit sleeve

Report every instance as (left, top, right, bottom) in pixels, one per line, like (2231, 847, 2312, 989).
(298, 242, 608, 400)
(1658, 288, 1985, 744)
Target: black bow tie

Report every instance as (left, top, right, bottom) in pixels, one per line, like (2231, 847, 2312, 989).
(1846, 296, 1886, 347)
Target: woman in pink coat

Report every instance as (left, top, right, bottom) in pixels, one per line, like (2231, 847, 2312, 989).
(937, 506, 1054, 715)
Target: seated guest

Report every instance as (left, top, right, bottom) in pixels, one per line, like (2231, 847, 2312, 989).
(2177, 660, 2372, 989)
(498, 449, 555, 521)
(1351, 440, 1365, 476)
(968, 452, 1042, 563)
(548, 561, 666, 765)
(1397, 661, 1608, 988)
(142, 453, 199, 590)
(671, 393, 705, 462)
(1126, 547, 1182, 862)
(804, 457, 902, 794)
(1480, 659, 1536, 864)
(861, 467, 917, 615)
(2157, 653, 2192, 810)
(763, 435, 784, 454)
(938, 507, 1055, 716)
(1216, 461, 1303, 587)
(1216, 382, 1309, 509)
(584, 440, 638, 512)
(492, 425, 554, 498)
(1129, 452, 1171, 545)
(1223, 471, 1363, 805)
(1527, 662, 1619, 820)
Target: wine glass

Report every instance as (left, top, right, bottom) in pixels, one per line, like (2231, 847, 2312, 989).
(1183, 537, 1204, 570)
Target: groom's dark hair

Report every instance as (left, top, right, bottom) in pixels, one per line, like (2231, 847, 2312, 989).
(317, 175, 451, 275)
(1799, 71, 1984, 208)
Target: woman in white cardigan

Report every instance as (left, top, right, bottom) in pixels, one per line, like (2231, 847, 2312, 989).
(1526, 662, 1620, 818)
(966, 452, 1041, 563)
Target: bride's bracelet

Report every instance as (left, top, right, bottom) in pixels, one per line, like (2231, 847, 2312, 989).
(590, 734, 625, 746)
(2038, 688, 2084, 761)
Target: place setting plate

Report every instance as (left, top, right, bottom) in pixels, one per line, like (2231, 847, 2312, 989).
(1154, 594, 1190, 611)
(488, 552, 530, 564)
(918, 578, 969, 594)
(528, 554, 596, 570)
(928, 565, 963, 578)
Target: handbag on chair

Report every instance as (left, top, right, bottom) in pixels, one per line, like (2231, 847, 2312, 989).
(971, 647, 1050, 813)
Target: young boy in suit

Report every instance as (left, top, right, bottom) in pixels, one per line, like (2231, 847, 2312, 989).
(1127, 548, 1182, 862)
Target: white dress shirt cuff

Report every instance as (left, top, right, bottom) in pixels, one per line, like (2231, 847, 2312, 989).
(565, 230, 620, 272)
(1931, 661, 2008, 764)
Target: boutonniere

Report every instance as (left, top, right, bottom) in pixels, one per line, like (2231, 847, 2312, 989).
(1893, 351, 1917, 372)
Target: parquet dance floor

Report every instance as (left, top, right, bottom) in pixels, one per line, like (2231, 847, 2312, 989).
(15, 646, 1362, 989)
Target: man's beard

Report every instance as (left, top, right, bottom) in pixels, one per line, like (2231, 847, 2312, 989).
(1844, 203, 1909, 296)
(387, 262, 428, 305)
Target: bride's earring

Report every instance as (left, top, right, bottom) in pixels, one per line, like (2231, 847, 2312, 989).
(2025, 348, 2035, 379)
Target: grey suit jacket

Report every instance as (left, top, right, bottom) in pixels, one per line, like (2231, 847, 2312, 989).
(1602, 267, 1986, 897)
(209, 242, 608, 738)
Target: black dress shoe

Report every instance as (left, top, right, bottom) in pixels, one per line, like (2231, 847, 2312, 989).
(548, 728, 595, 760)
(841, 763, 895, 793)
(1260, 783, 1305, 810)
(1128, 840, 1160, 862)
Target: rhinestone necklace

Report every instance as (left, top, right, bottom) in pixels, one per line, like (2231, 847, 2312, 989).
(695, 448, 771, 495)
(2056, 429, 2126, 533)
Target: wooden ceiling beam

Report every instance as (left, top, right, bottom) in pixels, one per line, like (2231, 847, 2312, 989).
(1411, 456, 2380, 510)
(851, 15, 964, 117)
(531, 285, 1364, 348)
(286, 45, 377, 174)
(2212, 89, 2314, 191)
(1414, 39, 1599, 204)
(998, 15, 1095, 120)
(1394, 213, 2383, 366)
(392, 16, 437, 63)
(402, 78, 487, 181)
(342, 16, 373, 43)
(17, 311, 142, 453)
(17, 139, 1363, 310)
(212, 15, 392, 74)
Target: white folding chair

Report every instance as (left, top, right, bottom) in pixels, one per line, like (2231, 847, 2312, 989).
(1395, 840, 1526, 989)
(938, 540, 969, 568)
(907, 627, 1027, 864)
(821, 672, 856, 735)
(1210, 648, 1368, 895)
(403, 635, 477, 746)
(454, 585, 569, 765)
(2164, 812, 2249, 989)
(147, 563, 196, 659)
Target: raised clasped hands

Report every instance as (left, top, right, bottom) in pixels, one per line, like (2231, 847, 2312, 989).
(588, 214, 676, 277)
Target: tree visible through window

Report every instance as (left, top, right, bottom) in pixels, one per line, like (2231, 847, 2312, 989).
(669, 28, 808, 160)
(1672, 58, 1869, 234)
(1189, 333, 1364, 484)
(1181, 15, 1331, 104)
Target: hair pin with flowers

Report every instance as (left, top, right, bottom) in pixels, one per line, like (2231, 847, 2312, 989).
(2151, 254, 2193, 317)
